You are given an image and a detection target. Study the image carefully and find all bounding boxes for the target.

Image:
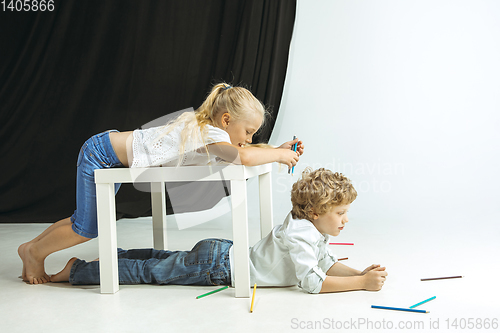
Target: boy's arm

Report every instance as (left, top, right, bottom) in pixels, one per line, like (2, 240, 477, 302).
(320, 266, 388, 293)
(326, 262, 362, 276)
(319, 275, 365, 293)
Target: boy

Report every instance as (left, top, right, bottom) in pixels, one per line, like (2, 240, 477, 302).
(51, 168, 387, 293)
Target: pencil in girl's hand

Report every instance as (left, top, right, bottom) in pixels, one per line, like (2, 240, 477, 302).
(196, 286, 228, 299)
(289, 136, 298, 175)
(338, 257, 348, 261)
(421, 276, 462, 281)
(329, 243, 354, 245)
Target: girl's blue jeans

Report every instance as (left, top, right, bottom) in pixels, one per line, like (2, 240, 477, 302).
(69, 239, 232, 286)
(71, 130, 123, 238)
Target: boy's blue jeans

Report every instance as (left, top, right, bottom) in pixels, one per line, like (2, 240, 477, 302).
(69, 239, 232, 286)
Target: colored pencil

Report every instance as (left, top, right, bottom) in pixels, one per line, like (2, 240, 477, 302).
(196, 286, 228, 299)
(421, 276, 462, 281)
(409, 296, 436, 308)
(250, 283, 257, 313)
(371, 305, 429, 313)
(337, 257, 348, 261)
(329, 243, 354, 245)
(289, 136, 298, 175)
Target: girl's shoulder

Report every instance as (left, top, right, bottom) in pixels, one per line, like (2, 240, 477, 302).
(204, 124, 231, 144)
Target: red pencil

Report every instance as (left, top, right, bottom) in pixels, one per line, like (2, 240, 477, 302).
(329, 243, 354, 245)
(338, 257, 348, 261)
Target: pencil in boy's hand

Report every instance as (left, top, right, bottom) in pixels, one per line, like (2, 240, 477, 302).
(289, 136, 297, 175)
(196, 286, 228, 299)
(250, 283, 257, 313)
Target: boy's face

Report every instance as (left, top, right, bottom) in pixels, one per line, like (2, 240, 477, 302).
(311, 204, 350, 237)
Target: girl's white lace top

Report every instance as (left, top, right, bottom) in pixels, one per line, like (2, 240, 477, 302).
(131, 124, 231, 168)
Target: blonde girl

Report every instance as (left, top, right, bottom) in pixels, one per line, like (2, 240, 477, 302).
(18, 83, 304, 284)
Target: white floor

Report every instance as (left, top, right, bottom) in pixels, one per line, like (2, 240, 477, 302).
(1, 214, 498, 333)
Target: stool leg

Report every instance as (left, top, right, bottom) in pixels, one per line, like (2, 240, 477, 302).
(259, 171, 274, 239)
(96, 182, 119, 294)
(231, 179, 251, 298)
(151, 182, 167, 250)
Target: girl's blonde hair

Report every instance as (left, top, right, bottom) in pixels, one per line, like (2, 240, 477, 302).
(157, 83, 269, 166)
(291, 168, 357, 222)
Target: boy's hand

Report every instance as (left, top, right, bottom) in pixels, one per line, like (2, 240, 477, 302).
(278, 138, 304, 156)
(360, 264, 381, 275)
(362, 267, 388, 291)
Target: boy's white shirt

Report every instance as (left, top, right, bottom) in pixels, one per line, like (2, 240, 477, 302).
(229, 212, 338, 294)
(131, 124, 231, 168)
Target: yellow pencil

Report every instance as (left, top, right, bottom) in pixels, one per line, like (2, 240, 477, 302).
(250, 283, 257, 313)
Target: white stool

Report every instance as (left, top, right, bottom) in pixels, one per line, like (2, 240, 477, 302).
(94, 163, 273, 297)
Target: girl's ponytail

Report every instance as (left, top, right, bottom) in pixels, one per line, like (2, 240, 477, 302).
(195, 83, 231, 127)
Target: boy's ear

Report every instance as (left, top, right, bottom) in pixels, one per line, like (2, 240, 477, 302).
(310, 210, 319, 220)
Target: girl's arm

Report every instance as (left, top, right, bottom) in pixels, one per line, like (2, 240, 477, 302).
(207, 142, 299, 167)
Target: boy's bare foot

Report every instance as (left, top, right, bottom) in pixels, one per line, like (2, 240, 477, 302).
(22, 243, 51, 284)
(51, 257, 77, 283)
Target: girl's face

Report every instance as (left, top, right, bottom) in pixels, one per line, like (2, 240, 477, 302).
(222, 113, 262, 147)
(311, 204, 351, 237)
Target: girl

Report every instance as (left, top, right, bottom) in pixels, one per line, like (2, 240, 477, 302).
(18, 83, 304, 284)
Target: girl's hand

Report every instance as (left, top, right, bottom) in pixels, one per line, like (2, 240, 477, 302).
(360, 264, 381, 275)
(362, 267, 388, 291)
(277, 149, 300, 168)
(278, 138, 304, 156)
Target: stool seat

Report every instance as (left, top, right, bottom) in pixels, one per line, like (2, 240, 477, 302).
(94, 163, 273, 297)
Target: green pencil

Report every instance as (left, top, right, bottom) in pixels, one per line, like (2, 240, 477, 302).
(196, 286, 229, 299)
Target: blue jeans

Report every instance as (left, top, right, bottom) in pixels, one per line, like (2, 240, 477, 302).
(69, 239, 233, 286)
(71, 130, 123, 238)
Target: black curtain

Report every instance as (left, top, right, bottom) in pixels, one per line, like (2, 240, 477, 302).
(0, 0, 296, 222)
(0, 0, 296, 223)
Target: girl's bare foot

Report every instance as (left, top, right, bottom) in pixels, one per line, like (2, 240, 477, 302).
(18, 242, 29, 281)
(23, 243, 51, 284)
(51, 257, 77, 282)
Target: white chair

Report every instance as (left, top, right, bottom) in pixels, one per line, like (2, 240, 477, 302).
(94, 163, 273, 297)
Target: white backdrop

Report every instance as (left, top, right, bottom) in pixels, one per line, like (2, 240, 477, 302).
(190, 1, 500, 277)
(260, 0, 500, 243)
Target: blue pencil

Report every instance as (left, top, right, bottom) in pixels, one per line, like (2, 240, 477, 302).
(409, 296, 436, 309)
(371, 305, 429, 313)
(290, 135, 298, 175)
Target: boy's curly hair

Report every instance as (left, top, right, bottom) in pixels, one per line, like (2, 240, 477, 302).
(291, 168, 357, 222)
